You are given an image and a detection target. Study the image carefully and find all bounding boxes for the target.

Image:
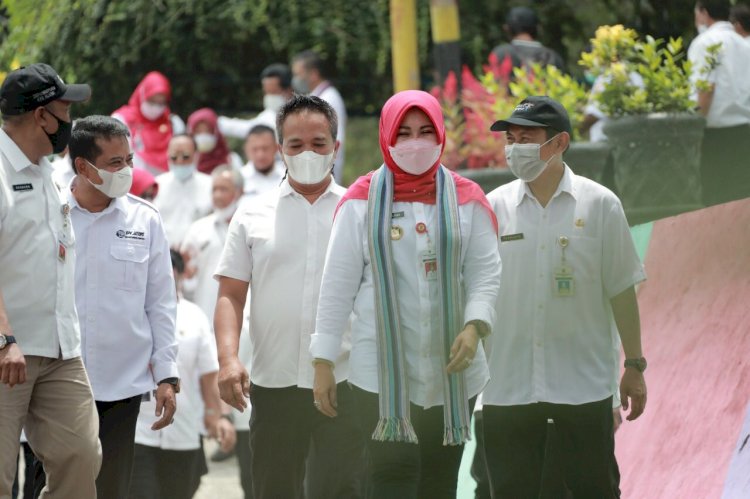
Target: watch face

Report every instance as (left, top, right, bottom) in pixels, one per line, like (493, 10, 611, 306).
(0, 336, 6, 349)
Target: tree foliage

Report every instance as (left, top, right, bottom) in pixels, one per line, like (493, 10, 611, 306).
(0, 0, 700, 118)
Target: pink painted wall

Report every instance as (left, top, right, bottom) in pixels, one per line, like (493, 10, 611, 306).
(616, 198, 750, 498)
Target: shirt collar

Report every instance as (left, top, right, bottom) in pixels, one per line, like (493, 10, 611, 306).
(0, 128, 53, 173)
(707, 21, 735, 33)
(279, 176, 339, 199)
(311, 81, 332, 97)
(511, 39, 544, 48)
(67, 176, 128, 214)
(516, 163, 577, 206)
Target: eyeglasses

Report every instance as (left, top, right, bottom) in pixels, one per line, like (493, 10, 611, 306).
(169, 154, 192, 161)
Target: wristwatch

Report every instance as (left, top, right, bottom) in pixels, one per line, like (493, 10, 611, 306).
(466, 320, 491, 339)
(0, 334, 17, 350)
(158, 377, 181, 393)
(624, 357, 648, 373)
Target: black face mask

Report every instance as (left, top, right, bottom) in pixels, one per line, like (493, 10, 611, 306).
(42, 108, 72, 154)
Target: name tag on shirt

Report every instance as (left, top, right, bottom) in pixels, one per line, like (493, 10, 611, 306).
(553, 265, 575, 297)
(13, 183, 33, 192)
(420, 249, 437, 281)
(500, 233, 524, 242)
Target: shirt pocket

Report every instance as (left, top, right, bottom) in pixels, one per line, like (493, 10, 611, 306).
(110, 243, 149, 292)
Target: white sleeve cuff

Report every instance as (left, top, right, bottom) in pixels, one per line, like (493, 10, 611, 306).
(463, 301, 496, 335)
(309, 333, 342, 363)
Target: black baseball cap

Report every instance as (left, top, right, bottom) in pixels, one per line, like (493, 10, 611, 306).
(0, 63, 91, 116)
(490, 96, 572, 135)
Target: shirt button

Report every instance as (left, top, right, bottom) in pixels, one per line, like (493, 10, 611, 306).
(535, 341, 542, 347)
(87, 316, 95, 322)
(540, 245, 546, 250)
(538, 304, 543, 310)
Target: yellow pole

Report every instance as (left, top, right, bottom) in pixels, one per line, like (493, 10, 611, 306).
(429, 0, 461, 86)
(390, 0, 420, 92)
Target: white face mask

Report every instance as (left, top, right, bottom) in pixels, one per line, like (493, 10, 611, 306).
(194, 133, 217, 153)
(169, 161, 197, 181)
(388, 138, 442, 175)
(214, 199, 238, 222)
(85, 160, 133, 198)
(283, 150, 334, 185)
(263, 94, 286, 113)
(140, 101, 166, 121)
(505, 135, 559, 182)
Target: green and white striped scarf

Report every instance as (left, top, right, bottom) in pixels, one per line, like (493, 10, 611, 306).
(367, 165, 471, 446)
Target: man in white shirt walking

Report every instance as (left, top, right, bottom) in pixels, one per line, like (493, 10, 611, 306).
(292, 51, 348, 184)
(0, 63, 101, 499)
(155, 134, 213, 246)
(482, 97, 648, 498)
(68, 115, 179, 498)
(240, 124, 285, 207)
(690, 0, 750, 205)
(214, 95, 364, 499)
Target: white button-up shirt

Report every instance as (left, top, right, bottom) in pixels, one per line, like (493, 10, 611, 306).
(155, 170, 213, 245)
(240, 160, 285, 208)
(310, 199, 501, 408)
(180, 213, 228, 321)
(689, 21, 750, 128)
(69, 188, 178, 401)
(0, 130, 80, 359)
(483, 166, 646, 407)
(135, 298, 219, 450)
(215, 179, 348, 389)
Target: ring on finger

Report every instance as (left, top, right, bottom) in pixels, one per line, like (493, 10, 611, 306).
(313, 400, 321, 407)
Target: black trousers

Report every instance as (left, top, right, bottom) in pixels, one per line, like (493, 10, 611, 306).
(351, 385, 475, 499)
(482, 397, 619, 499)
(128, 441, 206, 499)
(249, 383, 365, 499)
(95, 395, 143, 499)
(235, 429, 254, 499)
(700, 124, 750, 206)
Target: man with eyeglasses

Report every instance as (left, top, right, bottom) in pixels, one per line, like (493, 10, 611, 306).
(155, 134, 213, 246)
(66, 115, 179, 498)
(0, 63, 102, 499)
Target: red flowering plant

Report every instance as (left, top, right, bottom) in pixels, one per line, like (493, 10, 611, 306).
(434, 53, 587, 169)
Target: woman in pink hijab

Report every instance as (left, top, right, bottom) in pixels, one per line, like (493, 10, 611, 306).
(187, 108, 241, 174)
(112, 71, 185, 174)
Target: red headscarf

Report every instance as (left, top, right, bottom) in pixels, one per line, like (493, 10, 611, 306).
(113, 71, 174, 172)
(339, 90, 497, 232)
(129, 168, 159, 199)
(187, 108, 233, 174)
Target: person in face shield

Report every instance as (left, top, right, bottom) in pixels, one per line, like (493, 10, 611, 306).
(67, 115, 180, 499)
(214, 94, 365, 499)
(310, 90, 501, 499)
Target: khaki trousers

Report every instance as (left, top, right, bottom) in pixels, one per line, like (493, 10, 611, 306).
(0, 356, 101, 499)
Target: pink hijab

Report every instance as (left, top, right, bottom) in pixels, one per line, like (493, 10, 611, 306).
(338, 90, 497, 232)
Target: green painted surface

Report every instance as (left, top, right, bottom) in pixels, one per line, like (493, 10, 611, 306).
(630, 222, 654, 263)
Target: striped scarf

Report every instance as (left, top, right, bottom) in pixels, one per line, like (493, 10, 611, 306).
(367, 165, 471, 446)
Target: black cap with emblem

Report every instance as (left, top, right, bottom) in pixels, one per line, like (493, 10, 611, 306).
(0, 63, 91, 116)
(490, 95, 572, 135)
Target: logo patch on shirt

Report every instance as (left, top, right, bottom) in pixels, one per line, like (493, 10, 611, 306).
(115, 229, 146, 241)
(500, 233, 524, 242)
(12, 183, 33, 192)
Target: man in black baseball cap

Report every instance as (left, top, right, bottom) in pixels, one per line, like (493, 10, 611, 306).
(482, 96, 647, 498)
(1, 63, 91, 155)
(0, 63, 100, 499)
(490, 95, 572, 136)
